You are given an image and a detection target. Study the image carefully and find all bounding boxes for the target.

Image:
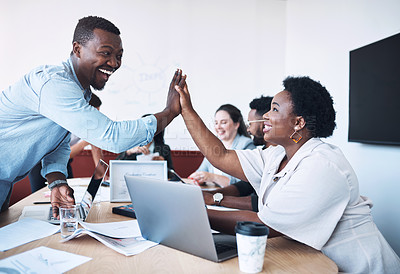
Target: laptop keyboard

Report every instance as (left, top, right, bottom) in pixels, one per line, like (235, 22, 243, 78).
(215, 242, 237, 254)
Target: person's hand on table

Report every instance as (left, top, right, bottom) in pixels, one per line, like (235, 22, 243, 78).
(50, 184, 75, 219)
(152, 155, 165, 161)
(188, 171, 213, 185)
(126, 146, 150, 155)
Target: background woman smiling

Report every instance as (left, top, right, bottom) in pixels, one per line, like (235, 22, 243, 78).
(189, 104, 255, 187)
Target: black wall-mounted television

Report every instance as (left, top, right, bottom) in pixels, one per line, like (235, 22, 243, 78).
(349, 33, 400, 146)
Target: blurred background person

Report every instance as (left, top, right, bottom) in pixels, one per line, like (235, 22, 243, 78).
(204, 96, 273, 211)
(247, 96, 274, 148)
(189, 104, 255, 187)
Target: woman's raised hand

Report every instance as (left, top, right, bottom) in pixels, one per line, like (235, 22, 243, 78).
(166, 69, 187, 116)
(174, 77, 193, 115)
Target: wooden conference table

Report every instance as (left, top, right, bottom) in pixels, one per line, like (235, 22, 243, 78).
(0, 186, 338, 273)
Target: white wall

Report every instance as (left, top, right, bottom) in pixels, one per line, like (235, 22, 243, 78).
(285, 0, 400, 255)
(0, 0, 287, 150)
(1, 0, 399, 256)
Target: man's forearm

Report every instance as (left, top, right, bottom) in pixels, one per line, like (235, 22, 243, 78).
(70, 140, 88, 158)
(91, 145, 103, 166)
(154, 108, 177, 135)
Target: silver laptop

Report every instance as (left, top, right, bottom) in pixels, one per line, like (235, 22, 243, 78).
(124, 175, 237, 262)
(19, 159, 109, 224)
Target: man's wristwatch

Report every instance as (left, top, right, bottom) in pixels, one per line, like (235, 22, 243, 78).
(48, 179, 68, 190)
(213, 193, 224, 206)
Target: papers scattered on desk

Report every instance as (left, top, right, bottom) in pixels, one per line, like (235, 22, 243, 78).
(0, 246, 91, 273)
(61, 220, 158, 256)
(67, 177, 91, 186)
(207, 205, 240, 211)
(0, 218, 60, 251)
(79, 220, 141, 238)
(136, 152, 160, 161)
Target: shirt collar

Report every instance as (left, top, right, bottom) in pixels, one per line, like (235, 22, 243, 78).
(66, 57, 92, 101)
(270, 138, 324, 178)
(281, 138, 324, 173)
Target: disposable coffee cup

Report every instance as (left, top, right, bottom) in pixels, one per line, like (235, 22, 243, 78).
(235, 221, 269, 273)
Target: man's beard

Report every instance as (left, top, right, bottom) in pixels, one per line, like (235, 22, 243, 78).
(252, 136, 265, 146)
(90, 75, 105, 91)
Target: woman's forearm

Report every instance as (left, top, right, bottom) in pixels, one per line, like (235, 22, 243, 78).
(181, 108, 246, 181)
(207, 209, 282, 238)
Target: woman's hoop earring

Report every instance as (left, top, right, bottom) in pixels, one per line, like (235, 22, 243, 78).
(289, 130, 302, 143)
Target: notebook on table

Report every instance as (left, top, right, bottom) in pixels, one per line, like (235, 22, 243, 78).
(124, 175, 237, 262)
(19, 159, 109, 224)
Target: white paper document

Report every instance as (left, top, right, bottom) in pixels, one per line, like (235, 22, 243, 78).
(0, 218, 60, 251)
(0, 246, 91, 273)
(79, 220, 141, 238)
(136, 152, 160, 161)
(62, 220, 158, 256)
(66, 177, 91, 186)
(207, 205, 240, 211)
(62, 229, 157, 256)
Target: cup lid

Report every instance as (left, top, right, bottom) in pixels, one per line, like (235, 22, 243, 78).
(235, 221, 269, 236)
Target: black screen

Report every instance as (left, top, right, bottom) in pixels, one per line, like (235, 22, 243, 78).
(349, 33, 400, 145)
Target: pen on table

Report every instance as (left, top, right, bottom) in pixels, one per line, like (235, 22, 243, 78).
(33, 201, 51, 204)
(213, 182, 222, 188)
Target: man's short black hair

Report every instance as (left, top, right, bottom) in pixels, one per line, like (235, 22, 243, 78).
(73, 16, 120, 46)
(249, 95, 273, 117)
(283, 76, 336, 138)
(89, 93, 102, 108)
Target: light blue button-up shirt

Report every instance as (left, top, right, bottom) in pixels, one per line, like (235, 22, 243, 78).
(0, 58, 157, 207)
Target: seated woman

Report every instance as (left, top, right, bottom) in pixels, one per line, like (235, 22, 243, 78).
(175, 75, 400, 273)
(189, 104, 255, 187)
(116, 114, 175, 179)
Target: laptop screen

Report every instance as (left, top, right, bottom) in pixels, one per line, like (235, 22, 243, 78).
(80, 159, 109, 218)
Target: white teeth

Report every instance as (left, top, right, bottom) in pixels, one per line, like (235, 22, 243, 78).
(99, 69, 113, 75)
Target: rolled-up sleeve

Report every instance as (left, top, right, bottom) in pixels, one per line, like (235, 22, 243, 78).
(236, 148, 266, 194)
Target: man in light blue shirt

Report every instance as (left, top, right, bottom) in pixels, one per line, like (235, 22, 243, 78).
(0, 16, 186, 216)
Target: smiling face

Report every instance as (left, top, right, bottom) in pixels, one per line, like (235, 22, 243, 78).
(262, 90, 300, 146)
(214, 110, 240, 142)
(73, 28, 123, 90)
